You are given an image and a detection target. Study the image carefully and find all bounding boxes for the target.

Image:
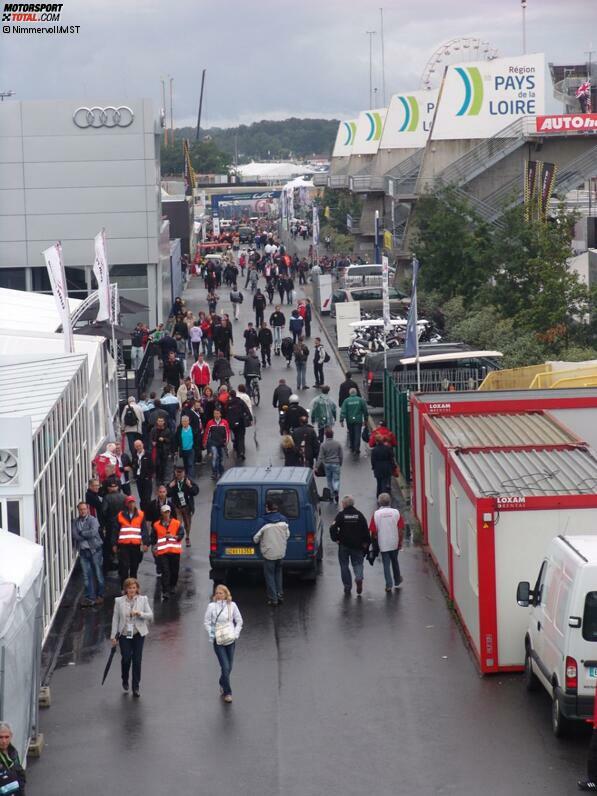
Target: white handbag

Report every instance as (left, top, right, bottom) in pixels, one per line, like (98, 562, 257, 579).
(214, 604, 236, 646)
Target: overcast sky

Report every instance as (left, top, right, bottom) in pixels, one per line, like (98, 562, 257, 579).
(1, 0, 593, 128)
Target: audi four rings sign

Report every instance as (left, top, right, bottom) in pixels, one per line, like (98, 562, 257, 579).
(72, 106, 134, 128)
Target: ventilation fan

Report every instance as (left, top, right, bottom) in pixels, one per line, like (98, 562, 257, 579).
(0, 450, 18, 485)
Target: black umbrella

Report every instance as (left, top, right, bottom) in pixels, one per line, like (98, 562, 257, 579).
(74, 321, 132, 340)
(101, 639, 119, 685)
(76, 296, 149, 322)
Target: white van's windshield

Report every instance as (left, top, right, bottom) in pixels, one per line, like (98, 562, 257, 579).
(582, 592, 597, 641)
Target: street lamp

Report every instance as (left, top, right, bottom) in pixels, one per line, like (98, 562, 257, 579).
(521, 0, 527, 55)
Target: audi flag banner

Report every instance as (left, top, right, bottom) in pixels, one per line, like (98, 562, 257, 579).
(524, 160, 538, 220)
(42, 242, 74, 353)
(93, 229, 112, 323)
(312, 205, 320, 247)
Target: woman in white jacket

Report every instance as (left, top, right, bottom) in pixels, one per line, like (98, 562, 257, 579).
(110, 577, 153, 697)
(203, 584, 243, 702)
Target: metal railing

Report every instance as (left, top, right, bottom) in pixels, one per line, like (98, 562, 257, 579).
(329, 175, 349, 189)
(386, 150, 424, 197)
(552, 143, 597, 196)
(391, 367, 488, 393)
(429, 117, 534, 190)
(312, 173, 329, 187)
(134, 343, 155, 399)
(383, 371, 411, 481)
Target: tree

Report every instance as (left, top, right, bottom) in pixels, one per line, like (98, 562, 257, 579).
(491, 204, 588, 338)
(322, 188, 362, 234)
(413, 188, 494, 303)
(160, 140, 230, 177)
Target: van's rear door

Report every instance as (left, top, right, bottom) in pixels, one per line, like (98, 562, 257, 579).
(578, 589, 597, 693)
(218, 486, 260, 561)
(264, 486, 304, 560)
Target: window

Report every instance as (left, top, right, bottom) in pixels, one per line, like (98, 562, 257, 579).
(534, 561, 547, 606)
(582, 592, 597, 642)
(265, 488, 299, 519)
(223, 489, 258, 520)
(0, 268, 26, 290)
(424, 450, 434, 505)
(555, 581, 571, 635)
(449, 486, 460, 555)
(544, 566, 559, 620)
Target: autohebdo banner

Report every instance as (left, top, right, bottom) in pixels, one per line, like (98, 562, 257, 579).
(380, 90, 438, 149)
(431, 53, 545, 140)
(332, 118, 359, 157)
(536, 113, 597, 133)
(351, 107, 388, 155)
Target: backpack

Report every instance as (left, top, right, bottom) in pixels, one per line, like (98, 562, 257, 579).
(324, 351, 331, 363)
(124, 406, 137, 426)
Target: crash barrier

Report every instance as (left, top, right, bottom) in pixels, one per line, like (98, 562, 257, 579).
(134, 343, 155, 399)
(383, 371, 411, 482)
(392, 367, 487, 393)
(479, 360, 597, 391)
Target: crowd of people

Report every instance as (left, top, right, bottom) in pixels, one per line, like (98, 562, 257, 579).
(62, 224, 407, 712)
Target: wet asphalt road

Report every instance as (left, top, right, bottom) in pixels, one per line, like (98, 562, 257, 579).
(28, 252, 589, 795)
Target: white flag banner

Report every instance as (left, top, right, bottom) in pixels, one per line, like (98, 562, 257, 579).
(381, 255, 391, 332)
(43, 242, 74, 353)
(312, 205, 320, 246)
(213, 215, 221, 237)
(93, 229, 111, 322)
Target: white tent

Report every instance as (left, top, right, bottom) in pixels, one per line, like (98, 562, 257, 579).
(0, 288, 82, 335)
(0, 530, 44, 761)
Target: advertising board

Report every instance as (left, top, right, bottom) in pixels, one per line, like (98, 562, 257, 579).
(332, 119, 358, 157)
(351, 107, 388, 155)
(380, 89, 438, 149)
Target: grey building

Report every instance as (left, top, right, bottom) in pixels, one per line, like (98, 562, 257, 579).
(0, 99, 169, 325)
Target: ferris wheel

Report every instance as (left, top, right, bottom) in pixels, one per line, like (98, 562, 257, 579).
(420, 37, 499, 91)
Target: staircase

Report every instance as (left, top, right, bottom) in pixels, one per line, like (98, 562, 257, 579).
(386, 150, 424, 197)
(431, 117, 535, 190)
(552, 143, 597, 196)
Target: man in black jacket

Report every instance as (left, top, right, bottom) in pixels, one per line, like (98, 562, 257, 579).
(253, 288, 267, 327)
(167, 464, 199, 546)
(163, 350, 184, 391)
(292, 415, 320, 468)
(371, 439, 394, 497)
(226, 389, 252, 460)
(338, 371, 361, 408)
(257, 321, 273, 367)
(132, 439, 154, 510)
(282, 394, 308, 434)
(212, 351, 233, 386)
(272, 378, 292, 409)
(329, 495, 370, 595)
(243, 322, 259, 353)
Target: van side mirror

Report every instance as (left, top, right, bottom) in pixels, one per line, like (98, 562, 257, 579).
(517, 581, 532, 607)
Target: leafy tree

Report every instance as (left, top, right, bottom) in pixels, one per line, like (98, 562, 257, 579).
(413, 188, 494, 302)
(322, 188, 362, 234)
(491, 204, 588, 337)
(160, 140, 230, 177)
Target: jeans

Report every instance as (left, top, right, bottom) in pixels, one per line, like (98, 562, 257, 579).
(213, 641, 236, 696)
(158, 552, 180, 594)
(263, 558, 284, 602)
(273, 326, 283, 349)
(191, 341, 201, 359)
(131, 346, 144, 370)
(210, 445, 225, 477)
(119, 634, 145, 691)
(381, 549, 401, 588)
(324, 463, 341, 497)
(338, 545, 364, 589)
(347, 422, 362, 453)
(233, 302, 240, 320)
(80, 549, 104, 601)
(296, 361, 307, 390)
(125, 431, 141, 456)
(232, 425, 246, 458)
(261, 346, 271, 366)
(181, 447, 195, 478)
(375, 474, 392, 497)
(313, 361, 324, 386)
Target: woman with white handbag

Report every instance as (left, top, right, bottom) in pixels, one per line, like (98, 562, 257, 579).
(203, 584, 243, 702)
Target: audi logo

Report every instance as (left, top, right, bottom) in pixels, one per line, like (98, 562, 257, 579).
(72, 106, 135, 129)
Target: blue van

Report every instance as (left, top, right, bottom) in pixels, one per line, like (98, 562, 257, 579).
(209, 466, 324, 581)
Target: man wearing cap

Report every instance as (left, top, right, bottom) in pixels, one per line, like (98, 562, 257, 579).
(113, 495, 150, 587)
(167, 465, 199, 547)
(150, 505, 184, 600)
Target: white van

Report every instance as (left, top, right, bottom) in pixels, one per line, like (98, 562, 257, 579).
(516, 534, 597, 736)
(342, 264, 395, 289)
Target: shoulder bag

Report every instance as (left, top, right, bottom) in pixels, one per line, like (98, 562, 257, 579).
(214, 604, 236, 646)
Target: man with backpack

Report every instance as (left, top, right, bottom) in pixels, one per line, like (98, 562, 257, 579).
(121, 397, 144, 455)
(203, 408, 230, 480)
(340, 387, 369, 456)
(229, 283, 243, 321)
(293, 336, 310, 391)
(312, 337, 330, 387)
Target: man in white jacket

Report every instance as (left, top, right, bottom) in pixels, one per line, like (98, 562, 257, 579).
(253, 501, 290, 606)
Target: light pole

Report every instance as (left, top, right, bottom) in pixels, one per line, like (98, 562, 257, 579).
(380, 8, 386, 106)
(366, 30, 376, 107)
(521, 0, 527, 55)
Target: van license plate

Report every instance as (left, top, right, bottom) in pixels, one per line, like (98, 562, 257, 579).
(589, 666, 597, 678)
(225, 547, 255, 556)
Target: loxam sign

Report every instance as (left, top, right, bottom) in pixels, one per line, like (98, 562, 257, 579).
(380, 89, 438, 150)
(432, 53, 545, 140)
(351, 106, 388, 155)
(496, 496, 526, 508)
(332, 118, 358, 157)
